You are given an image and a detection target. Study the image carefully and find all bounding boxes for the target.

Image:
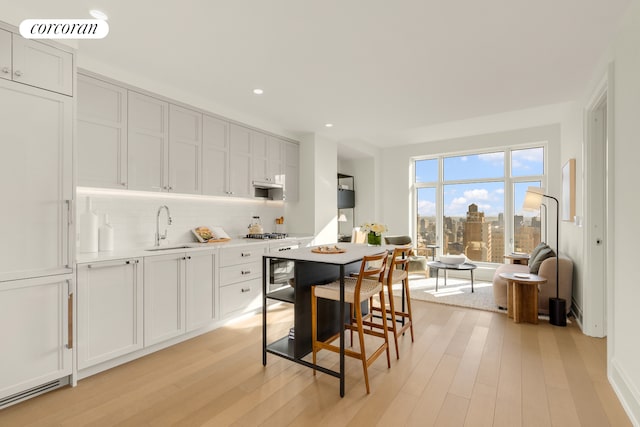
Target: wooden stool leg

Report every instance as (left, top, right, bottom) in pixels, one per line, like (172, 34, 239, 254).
(386, 280, 400, 359)
(403, 277, 415, 342)
(354, 296, 370, 394)
(378, 287, 391, 368)
(311, 286, 317, 375)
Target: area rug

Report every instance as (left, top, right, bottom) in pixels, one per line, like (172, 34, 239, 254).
(398, 275, 506, 314)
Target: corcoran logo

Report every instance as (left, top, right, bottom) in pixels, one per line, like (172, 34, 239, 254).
(19, 19, 109, 39)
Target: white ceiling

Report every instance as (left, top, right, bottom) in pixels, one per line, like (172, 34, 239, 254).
(3, 0, 631, 154)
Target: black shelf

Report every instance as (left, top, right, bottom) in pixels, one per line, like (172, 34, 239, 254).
(266, 286, 295, 304)
(266, 336, 297, 359)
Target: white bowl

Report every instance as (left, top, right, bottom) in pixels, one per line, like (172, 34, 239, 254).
(438, 254, 466, 265)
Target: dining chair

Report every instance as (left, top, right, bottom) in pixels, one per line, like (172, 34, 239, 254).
(311, 252, 390, 394)
(351, 226, 368, 244)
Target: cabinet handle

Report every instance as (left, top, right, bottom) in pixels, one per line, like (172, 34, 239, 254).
(241, 288, 251, 293)
(88, 259, 135, 269)
(1, 67, 9, 74)
(121, 182, 127, 187)
(168, 186, 173, 190)
(67, 293, 73, 349)
(241, 252, 251, 257)
(66, 200, 74, 225)
(126, 260, 131, 264)
(241, 270, 251, 275)
(14, 70, 22, 77)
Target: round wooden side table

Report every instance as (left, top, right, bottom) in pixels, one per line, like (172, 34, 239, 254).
(499, 272, 547, 324)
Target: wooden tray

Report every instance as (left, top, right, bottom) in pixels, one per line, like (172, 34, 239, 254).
(311, 246, 346, 254)
(205, 238, 231, 244)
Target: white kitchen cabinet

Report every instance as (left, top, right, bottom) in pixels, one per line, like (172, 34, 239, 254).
(77, 74, 128, 189)
(228, 123, 253, 198)
(0, 79, 73, 282)
(76, 259, 143, 370)
(144, 253, 186, 346)
(202, 114, 230, 196)
(0, 29, 10, 82)
(268, 136, 284, 184)
(169, 104, 202, 194)
(284, 142, 300, 202)
(251, 130, 269, 183)
(127, 91, 170, 192)
(0, 29, 72, 96)
(185, 250, 216, 331)
(219, 243, 266, 318)
(252, 132, 284, 184)
(0, 275, 72, 403)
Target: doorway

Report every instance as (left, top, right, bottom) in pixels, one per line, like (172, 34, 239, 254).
(583, 70, 613, 338)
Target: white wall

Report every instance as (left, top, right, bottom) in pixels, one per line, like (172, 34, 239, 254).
(608, 1, 640, 423)
(76, 191, 285, 250)
(285, 133, 338, 244)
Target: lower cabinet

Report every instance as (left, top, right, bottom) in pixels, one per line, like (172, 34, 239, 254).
(144, 250, 216, 345)
(144, 253, 186, 346)
(76, 259, 143, 370)
(0, 275, 72, 403)
(185, 250, 216, 332)
(219, 278, 262, 318)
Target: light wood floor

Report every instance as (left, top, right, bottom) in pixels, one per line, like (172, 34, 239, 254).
(0, 300, 631, 426)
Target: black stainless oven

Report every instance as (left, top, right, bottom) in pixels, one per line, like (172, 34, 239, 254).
(268, 242, 298, 292)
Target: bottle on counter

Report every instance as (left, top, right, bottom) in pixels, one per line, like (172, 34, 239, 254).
(99, 213, 114, 252)
(79, 197, 98, 253)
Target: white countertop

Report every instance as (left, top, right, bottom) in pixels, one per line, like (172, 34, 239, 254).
(263, 243, 392, 265)
(76, 234, 314, 264)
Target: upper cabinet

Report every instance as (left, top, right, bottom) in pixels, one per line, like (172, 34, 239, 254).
(252, 133, 283, 184)
(169, 104, 202, 194)
(202, 115, 229, 196)
(75, 71, 299, 200)
(77, 75, 128, 188)
(0, 30, 10, 82)
(229, 124, 253, 198)
(0, 29, 72, 96)
(127, 91, 170, 192)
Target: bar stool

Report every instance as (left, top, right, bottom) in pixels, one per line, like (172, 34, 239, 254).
(311, 252, 390, 394)
(368, 245, 415, 359)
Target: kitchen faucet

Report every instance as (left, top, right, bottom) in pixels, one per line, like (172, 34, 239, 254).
(155, 205, 172, 246)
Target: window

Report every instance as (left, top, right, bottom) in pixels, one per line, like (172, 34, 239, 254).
(414, 146, 545, 263)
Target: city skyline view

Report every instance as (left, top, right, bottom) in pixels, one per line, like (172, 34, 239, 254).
(415, 147, 544, 262)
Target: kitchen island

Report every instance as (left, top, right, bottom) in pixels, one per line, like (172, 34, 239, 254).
(262, 243, 391, 397)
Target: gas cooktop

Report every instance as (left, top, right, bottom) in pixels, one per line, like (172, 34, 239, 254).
(245, 233, 288, 240)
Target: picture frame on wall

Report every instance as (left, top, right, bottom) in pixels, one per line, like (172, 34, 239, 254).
(562, 158, 576, 221)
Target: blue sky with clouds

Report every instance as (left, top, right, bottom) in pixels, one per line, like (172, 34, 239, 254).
(416, 148, 543, 217)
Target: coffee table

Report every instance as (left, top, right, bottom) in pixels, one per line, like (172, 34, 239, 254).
(499, 272, 547, 324)
(427, 261, 477, 292)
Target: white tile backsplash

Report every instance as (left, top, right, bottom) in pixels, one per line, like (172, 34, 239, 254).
(77, 192, 286, 250)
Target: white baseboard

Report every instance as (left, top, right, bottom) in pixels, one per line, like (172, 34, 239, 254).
(610, 357, 640, 426)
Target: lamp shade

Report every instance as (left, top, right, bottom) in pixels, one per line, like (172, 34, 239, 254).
(523, 187, 544, 211)
(338, 214, 348, 222)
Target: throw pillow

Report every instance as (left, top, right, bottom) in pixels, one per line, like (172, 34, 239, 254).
(529, 242, 548, 264)
(529, 246, 556, 274)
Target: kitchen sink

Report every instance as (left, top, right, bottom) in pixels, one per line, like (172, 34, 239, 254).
(145, 245, 193, 251)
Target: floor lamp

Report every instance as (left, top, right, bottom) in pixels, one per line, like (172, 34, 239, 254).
(523, 187, 566, 326)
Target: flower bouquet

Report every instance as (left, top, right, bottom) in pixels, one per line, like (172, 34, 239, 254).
(361, 222, 388, 246)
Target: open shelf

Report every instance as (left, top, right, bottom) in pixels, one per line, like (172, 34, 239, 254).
(266, 286, 295, 303)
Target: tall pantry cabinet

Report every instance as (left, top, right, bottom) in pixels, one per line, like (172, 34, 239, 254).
(0, 25, 74, 408)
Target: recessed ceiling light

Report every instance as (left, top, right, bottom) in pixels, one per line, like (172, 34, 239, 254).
(325, 123, 334, 128)
(89, 9, 109, 20)
(253, 88, 264, 95)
